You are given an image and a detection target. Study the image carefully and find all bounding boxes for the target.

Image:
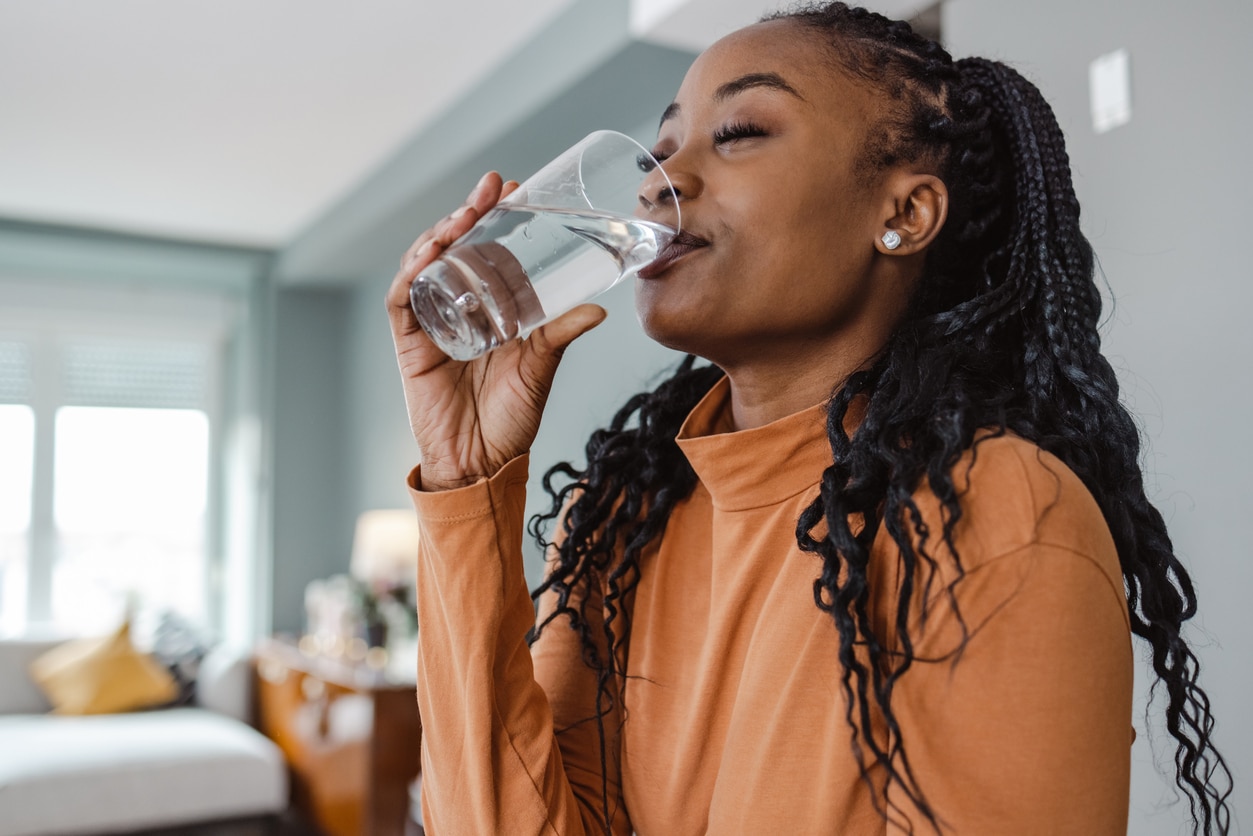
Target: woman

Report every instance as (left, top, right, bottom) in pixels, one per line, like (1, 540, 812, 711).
(386, 3, 1231, 833)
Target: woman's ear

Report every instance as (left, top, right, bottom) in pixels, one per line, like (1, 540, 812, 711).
(876, 173, 948, 255)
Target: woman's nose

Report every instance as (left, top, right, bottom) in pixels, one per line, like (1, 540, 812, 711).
(637, 165, 698, 227)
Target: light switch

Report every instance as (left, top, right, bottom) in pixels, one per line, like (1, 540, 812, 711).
(1089, 48, 1132, 134)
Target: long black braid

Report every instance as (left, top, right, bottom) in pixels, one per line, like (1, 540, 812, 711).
(529, 3, 1232, 833)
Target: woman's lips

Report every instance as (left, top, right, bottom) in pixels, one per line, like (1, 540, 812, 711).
(638, 230, 709, 279)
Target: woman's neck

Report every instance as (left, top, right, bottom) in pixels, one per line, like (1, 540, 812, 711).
(720, 348, 874, 431)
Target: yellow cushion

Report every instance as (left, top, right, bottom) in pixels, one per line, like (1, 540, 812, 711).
(29, 620, 179, 715)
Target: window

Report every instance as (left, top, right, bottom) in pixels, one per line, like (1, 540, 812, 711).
(53, 405, 210, 631)
(0, 314, 223, 636)
(0, 403, 35, 631)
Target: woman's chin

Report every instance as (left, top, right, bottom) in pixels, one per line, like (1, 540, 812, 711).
(637, 286, 706, 347)
(638, 319, 728, 366)
(636, 303, 701, 355)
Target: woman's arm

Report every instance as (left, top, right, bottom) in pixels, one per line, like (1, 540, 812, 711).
(887, 545, 1134, 834)
(388, 171, 617, 834)
(883, 441, 1134, 834)
(411, 455, 630, 836)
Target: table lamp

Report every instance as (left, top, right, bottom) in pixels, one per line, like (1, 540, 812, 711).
(349, 510, 421, 590)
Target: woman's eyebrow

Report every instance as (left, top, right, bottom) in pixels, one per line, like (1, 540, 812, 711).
(658, 72, 805, 128)
(659, 102, 681, 129)
(715, 72, 804, 102)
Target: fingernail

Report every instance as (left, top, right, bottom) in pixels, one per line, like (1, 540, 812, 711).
(451, 205, 472, 220)
(467, 171, 492, 203)
(414, 240, 436, 262)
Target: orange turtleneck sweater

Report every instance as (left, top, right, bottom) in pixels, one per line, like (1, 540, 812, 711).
(408, 378, 1134, 834)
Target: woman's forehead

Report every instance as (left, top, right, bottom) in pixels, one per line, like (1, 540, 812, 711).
(685, 22, 816, 89)
(668, 21, 868, 122)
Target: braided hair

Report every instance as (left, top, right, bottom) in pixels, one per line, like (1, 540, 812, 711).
(529, 3, 1232, 833)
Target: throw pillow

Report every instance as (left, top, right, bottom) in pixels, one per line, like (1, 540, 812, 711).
(149, 610, 211, 706)
(29, 619, 179, 715)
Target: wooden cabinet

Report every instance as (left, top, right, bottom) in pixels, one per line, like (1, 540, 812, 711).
(253, 638, 421, 836)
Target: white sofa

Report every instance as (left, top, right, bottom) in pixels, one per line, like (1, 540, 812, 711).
(0, 636, 289, 836)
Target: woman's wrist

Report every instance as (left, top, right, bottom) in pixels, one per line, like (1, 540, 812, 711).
(418, 470, 487, 492)
(417, 456, 519, 492)
(412, 453, 529, 493)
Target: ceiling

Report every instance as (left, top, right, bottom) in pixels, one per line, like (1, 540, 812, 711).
(0, 0, 933, 250)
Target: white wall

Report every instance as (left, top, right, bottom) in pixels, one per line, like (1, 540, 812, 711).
(943, 0, 1251, 829)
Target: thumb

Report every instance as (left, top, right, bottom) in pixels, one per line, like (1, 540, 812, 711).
(535, 304, 607, 352)
(515, 304, 606, 404)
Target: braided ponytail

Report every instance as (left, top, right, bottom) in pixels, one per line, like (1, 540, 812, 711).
(954, 55, 1232, 833)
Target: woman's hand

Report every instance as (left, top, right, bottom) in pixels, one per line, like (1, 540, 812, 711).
(386, 172, 606, 491)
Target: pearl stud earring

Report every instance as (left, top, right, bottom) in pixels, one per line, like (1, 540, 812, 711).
(881, 230, 902, 250)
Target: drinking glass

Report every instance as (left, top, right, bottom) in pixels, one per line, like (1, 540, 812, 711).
(409, 130, 679, 361)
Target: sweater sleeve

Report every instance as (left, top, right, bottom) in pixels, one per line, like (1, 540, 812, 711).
(885, 543, 1134, 835)
(409, 454, 630, 835)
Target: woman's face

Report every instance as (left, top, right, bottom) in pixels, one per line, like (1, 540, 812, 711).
(635, 20, 903, 367)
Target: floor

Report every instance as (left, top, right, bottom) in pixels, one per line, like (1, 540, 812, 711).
(124, 810, 316, 835)
(121, 807, 424, 835)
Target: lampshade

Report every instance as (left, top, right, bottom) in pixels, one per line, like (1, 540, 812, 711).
(349, 509, 421, 587)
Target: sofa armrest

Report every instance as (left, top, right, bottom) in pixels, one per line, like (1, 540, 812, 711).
(194, 643, 253, 724)
(0, 638, 63, 714)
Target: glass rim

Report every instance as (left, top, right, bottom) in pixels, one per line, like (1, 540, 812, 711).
(502, 129, 680, 235)
(582, 129, 680, 236)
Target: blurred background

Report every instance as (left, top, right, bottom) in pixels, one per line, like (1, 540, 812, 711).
(0, 1, 1248, 834)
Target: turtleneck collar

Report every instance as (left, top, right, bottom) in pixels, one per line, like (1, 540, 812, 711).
(674, 377, 834, 512)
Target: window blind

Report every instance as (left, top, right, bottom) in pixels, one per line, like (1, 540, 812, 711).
(0, 340, 32, 404)
(61, 339, 211, 410)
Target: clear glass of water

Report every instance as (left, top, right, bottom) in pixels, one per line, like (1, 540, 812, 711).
(409, 130, 680, 361)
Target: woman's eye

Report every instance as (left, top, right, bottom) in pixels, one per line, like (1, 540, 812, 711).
(713, 121, 768, 145)
(637, 151, 669, 172)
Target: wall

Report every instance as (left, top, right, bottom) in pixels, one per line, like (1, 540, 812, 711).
(943, 0, 1251, 829)
(344, 278, 422, 517)
(270, 287, 354, 634)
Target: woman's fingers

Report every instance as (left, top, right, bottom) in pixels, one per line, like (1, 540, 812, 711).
(385, 262, 422, 334)
(388, 171, 510, 336)
(400, 172, 506, 268)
